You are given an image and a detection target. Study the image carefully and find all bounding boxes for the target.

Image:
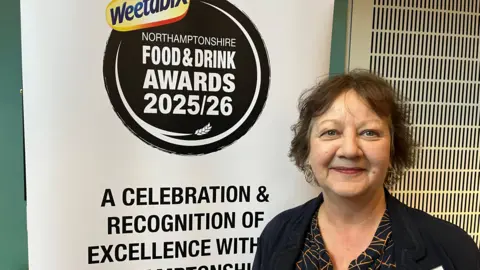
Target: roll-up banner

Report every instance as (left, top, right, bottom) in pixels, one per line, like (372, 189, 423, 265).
(20, 0, 334, 269)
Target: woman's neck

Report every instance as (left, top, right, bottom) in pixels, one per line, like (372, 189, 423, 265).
(319, 187, 386, 229)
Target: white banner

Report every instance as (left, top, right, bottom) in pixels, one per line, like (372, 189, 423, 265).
(20, 0, 334, 269)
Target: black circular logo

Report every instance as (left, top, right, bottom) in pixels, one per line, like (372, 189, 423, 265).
(103, 0, 270, 155)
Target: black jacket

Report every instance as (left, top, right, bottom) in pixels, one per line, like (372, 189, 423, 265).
(252, 189, 480, 270)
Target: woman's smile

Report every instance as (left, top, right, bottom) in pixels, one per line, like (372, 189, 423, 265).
(330, 167, 365, 175)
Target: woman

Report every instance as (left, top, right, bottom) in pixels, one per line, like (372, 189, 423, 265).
(252, 70, 480, 270)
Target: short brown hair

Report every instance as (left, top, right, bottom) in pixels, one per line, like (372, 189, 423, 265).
(288, 69, 415, 187)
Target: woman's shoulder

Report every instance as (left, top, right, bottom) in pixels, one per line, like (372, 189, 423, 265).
(405, 205, 476, 244)
(253, 196, 321, 269)
(260, 195, 320, 238)
(388, 191, 477, 250)
(401, 204, 480, 266)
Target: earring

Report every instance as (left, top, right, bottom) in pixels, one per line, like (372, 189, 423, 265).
(388, 166, 398, 176)
(304, 164, 315, 183)
(385, 166, 399, 188)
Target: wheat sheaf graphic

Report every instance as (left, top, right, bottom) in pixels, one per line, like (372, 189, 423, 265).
(194, 123, 212, 136)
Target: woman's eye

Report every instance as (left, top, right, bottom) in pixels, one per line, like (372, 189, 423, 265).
(361, 130, 378, 137)
(322, 130, 338, 136)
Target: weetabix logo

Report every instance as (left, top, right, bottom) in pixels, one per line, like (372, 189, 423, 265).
(106, 0, 190, 32)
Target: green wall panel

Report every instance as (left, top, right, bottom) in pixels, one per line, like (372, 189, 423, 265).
(329, 0, 349, 75)
(0, 0, 28, 269)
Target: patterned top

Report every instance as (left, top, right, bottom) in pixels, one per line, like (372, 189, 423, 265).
(295, 208, 396, 270)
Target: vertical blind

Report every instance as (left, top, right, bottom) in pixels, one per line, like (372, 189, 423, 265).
(369, 0, 480, 246)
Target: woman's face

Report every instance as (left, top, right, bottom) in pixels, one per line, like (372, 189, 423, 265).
(308, 89, 391, 198)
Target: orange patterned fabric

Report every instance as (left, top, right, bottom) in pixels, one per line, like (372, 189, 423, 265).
(295, 208, 396, 269)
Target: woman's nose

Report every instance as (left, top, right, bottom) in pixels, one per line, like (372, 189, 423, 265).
(337, 133, 363, 159)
